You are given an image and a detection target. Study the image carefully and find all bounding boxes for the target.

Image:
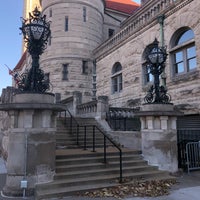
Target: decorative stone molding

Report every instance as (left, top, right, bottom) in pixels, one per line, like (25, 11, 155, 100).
(0, 93, 65, 197)
(136, 103, 183, 172)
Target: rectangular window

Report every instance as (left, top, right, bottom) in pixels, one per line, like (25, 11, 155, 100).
(49, 8, 52, 17)
(93, 76, 96, 82)
(112, 77, 118, 93)
(119, 74, 122, 92)
(65, 16, 69, 32)
(62, 64, 68, 80)
(83, 7, 87, 22)
(112, 75, 122, 94)
(172, 44, 197, 77)
(108, 29, 115, 38)
(82, 61, 88, 74)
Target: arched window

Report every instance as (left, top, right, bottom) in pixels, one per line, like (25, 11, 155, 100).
(170, 28, 196, 76)
(111, 62, 123, 94)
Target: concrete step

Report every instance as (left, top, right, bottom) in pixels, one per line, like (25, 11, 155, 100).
(34, 117, 175, 200)
(56, 153, 143, 165)
(56, 160, 148, 173)
(35, 170, 172, 200)
(55, 165, 158, 180)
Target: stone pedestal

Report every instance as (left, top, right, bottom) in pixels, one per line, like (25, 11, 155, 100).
(136, 103, 182, 173)
(0, 93, 65, 197)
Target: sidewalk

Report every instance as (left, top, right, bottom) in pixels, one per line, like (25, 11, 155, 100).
(1, 155, 200, 200)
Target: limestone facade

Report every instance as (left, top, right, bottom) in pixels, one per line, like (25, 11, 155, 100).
(95, 0, 200, 115)
(19, 0, 136, 103)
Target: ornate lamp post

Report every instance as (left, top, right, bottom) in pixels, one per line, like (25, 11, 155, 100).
(19, 7, 51, 93)
(144, 38, 170, 104)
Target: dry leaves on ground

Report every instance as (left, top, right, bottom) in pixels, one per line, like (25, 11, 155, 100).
(79, 179, 177, 199)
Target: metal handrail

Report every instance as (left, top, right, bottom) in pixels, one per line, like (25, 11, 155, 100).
(59, 109, 123, 183)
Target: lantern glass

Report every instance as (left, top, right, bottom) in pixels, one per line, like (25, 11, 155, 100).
(31, 19, 44, 40)
(148, 47, 165, 64)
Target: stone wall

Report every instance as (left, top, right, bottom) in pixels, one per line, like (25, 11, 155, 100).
(95, 0, 200, 114)
(0, 87, 17, 160)
(40, 0, 105, 103)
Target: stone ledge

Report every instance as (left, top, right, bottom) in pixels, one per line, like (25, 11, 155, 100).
(135, 110, 183, 117)
(0, 103, 66, 112)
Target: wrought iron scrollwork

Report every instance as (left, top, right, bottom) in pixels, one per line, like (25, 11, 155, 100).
(144, 38, 171, 104)
(19, 7, 51, 93)
(18, 68, 51, 93)
(144, 85, 171, 104)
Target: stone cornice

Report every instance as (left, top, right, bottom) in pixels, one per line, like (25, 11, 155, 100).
(94, 0, 194, 61)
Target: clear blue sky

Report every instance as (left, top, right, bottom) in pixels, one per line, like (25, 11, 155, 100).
(0, 0, 23, 93)
(0, 0, 140, 94)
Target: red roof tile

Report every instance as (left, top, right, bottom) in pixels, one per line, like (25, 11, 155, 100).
(106, 0, 140, 15)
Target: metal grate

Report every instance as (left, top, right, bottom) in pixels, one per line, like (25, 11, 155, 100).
(186, 141, 200, 173)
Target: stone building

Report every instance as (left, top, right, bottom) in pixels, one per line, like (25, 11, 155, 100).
(1, 1, 200, 197)
(15, 0, 199, 112)
(8, 0, 200, 169)
(17, 0, 140, 103)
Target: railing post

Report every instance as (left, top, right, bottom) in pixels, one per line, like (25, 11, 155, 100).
(70, 115, 72, 134)
(84, 126, 87, 150)
(104, 136, 107, 163)
(92, 125, 96, 152)
(124, 118, 126, 131)
(76, 124, 79, 145)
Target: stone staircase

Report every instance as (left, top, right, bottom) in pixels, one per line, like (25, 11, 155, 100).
(35, 117, 173, 199)
(56, 117, 106, 149)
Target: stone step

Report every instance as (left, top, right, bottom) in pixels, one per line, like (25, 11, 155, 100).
(56, 154, 143, 165)
(35, 171, 171, 200)
(56, 160, 148, 173)
(55, 165, 157, 180)
(56, 148, 141, 157)
(56, 135, 105, 140)
(56, 153, 143, 162)
(35, 117, 175, 200)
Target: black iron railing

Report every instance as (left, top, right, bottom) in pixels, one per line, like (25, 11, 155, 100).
(59, 109, 123, 183)
(106, 107, 141, 131)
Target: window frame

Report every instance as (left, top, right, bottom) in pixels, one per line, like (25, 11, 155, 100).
(108, 28, 115, 38)
(83, 7, 87, 22)
(82, 60, 88, 75)
(49, 8, 52, 17)
(62, 64, 68, 81)
(65, 16, 69, 32)
(170, 29, 197, 77)
(111, 62, 123, 94)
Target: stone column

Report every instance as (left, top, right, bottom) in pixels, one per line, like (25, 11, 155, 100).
(137, 103, 182, 173)
(0, 93, 65, 197)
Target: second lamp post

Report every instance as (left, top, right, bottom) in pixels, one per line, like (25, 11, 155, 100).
(144, 38, 170, 104)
